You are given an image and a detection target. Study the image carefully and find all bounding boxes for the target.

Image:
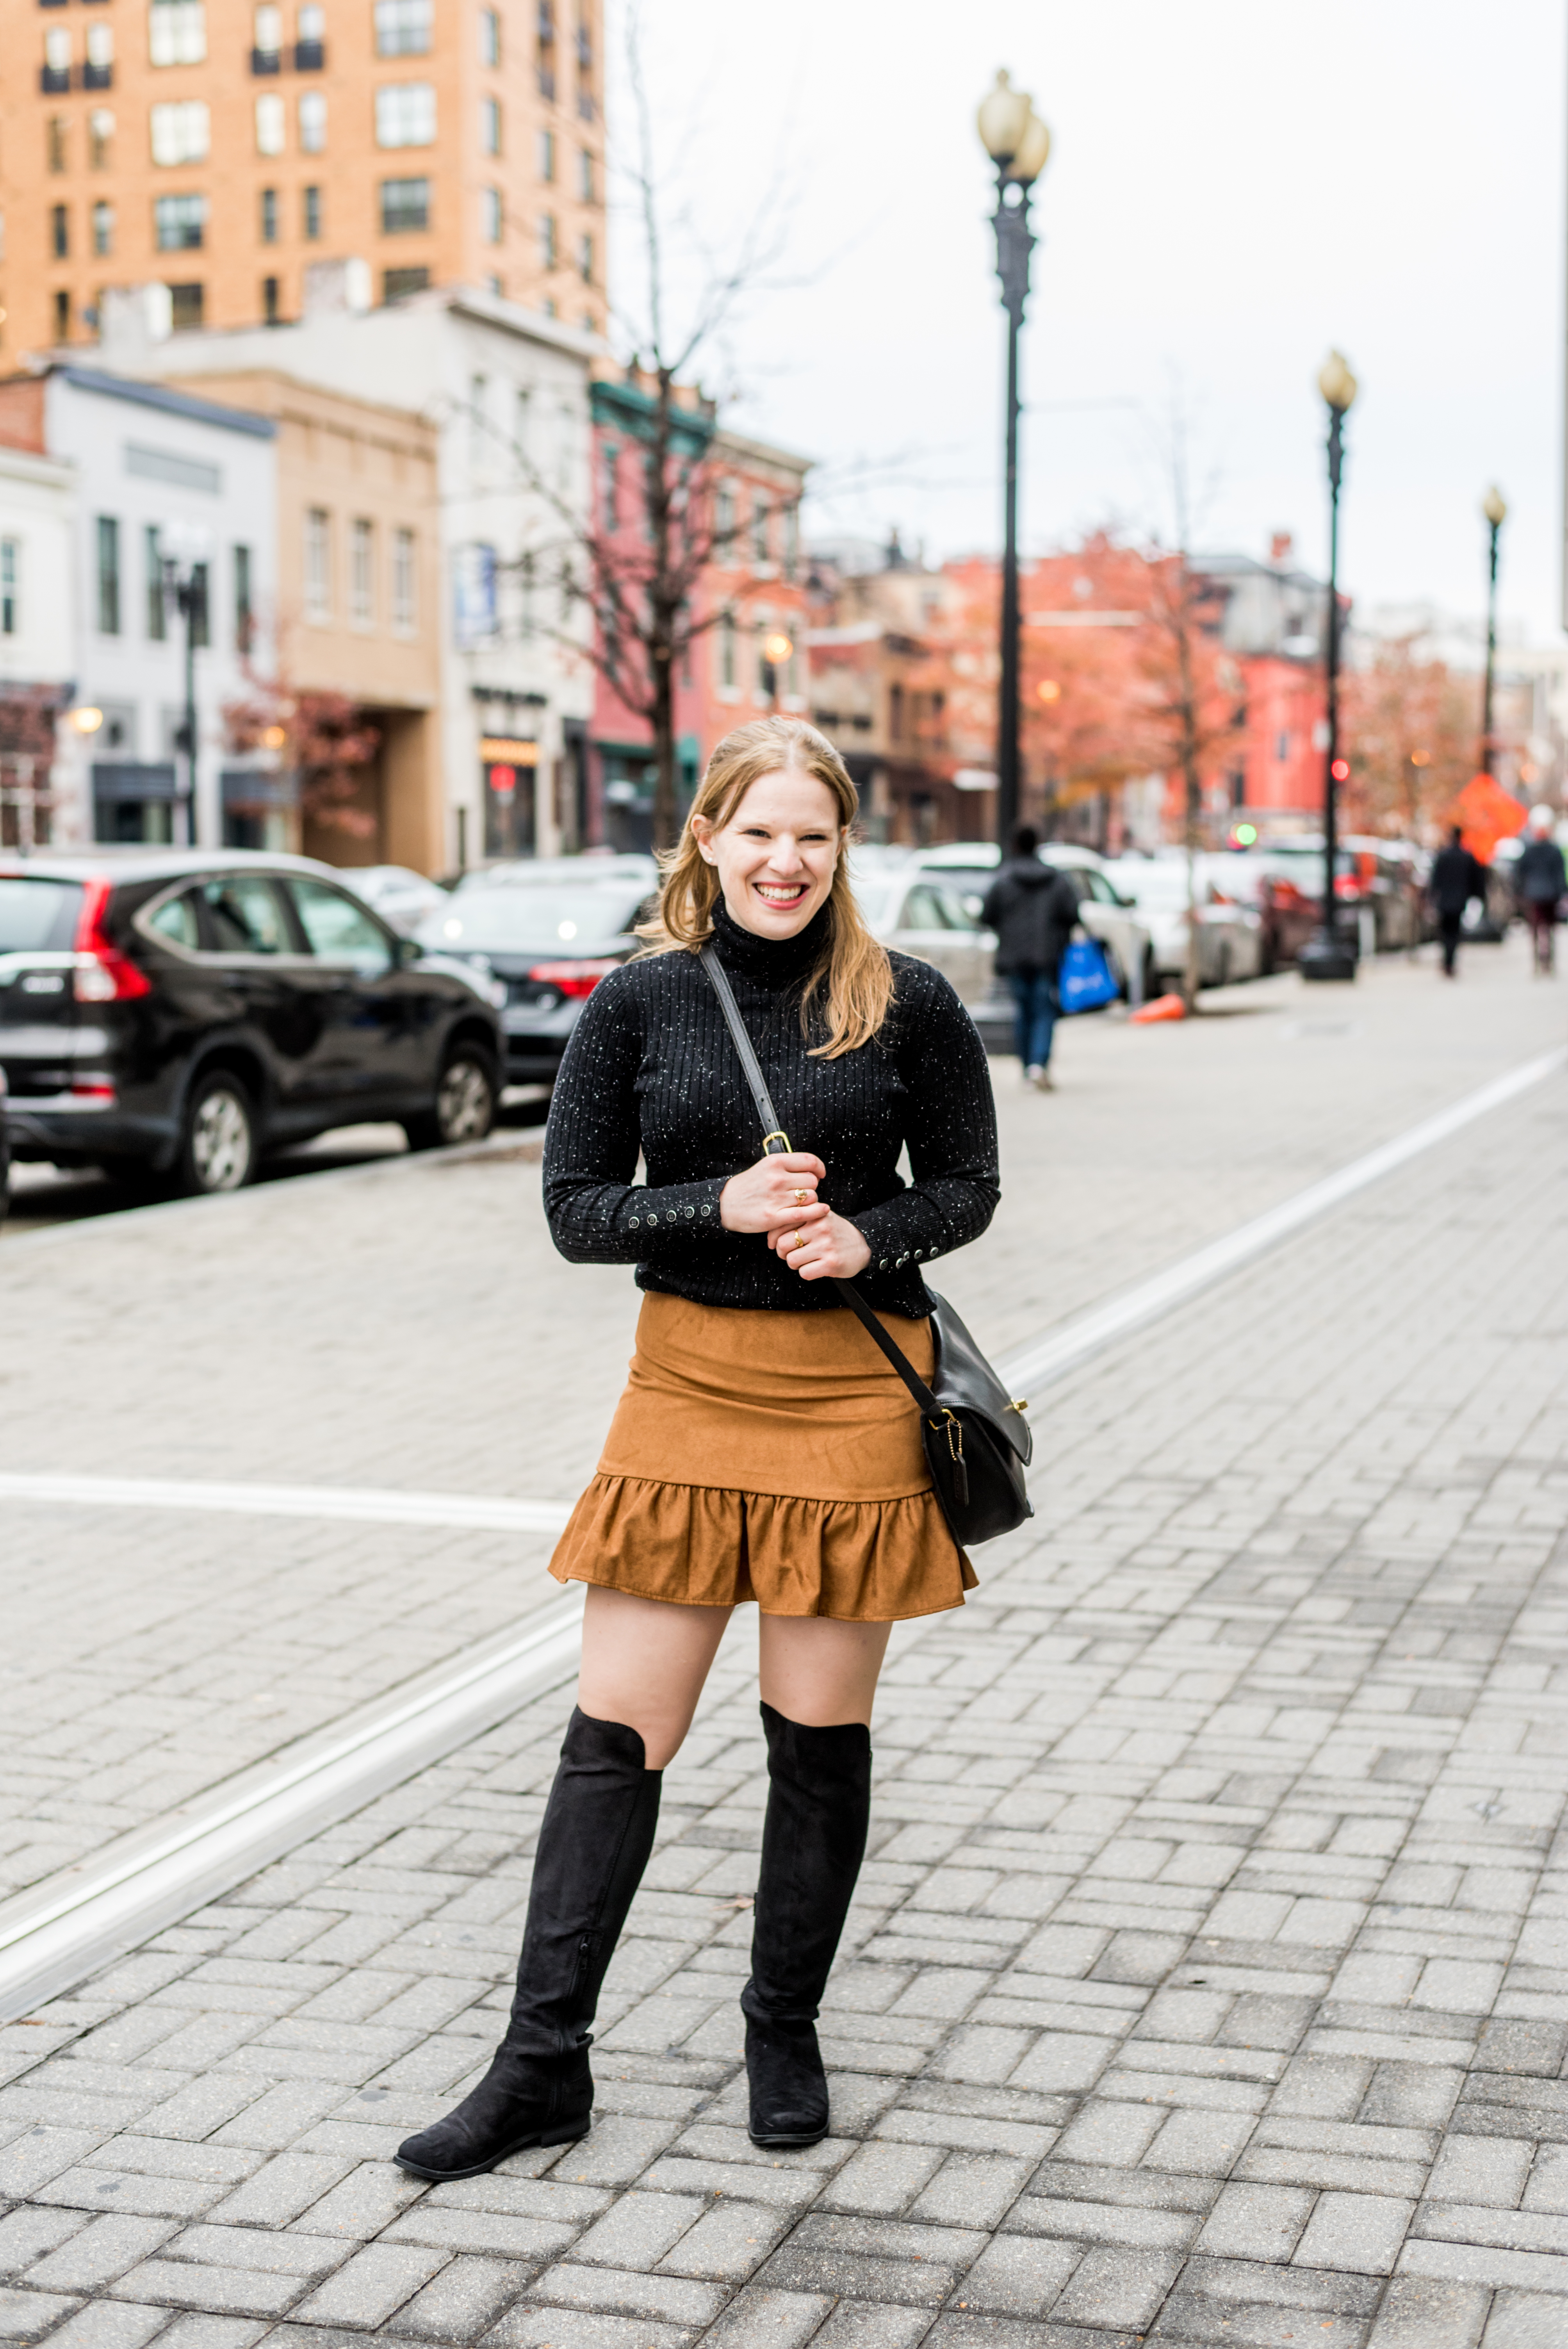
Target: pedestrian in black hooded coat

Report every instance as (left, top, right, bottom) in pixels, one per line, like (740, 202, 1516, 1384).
(1427, 827, 1486, 978)
(981, 827, 1081, 1090)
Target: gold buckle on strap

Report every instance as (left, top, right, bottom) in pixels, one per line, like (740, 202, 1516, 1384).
(761, 1130, 792, 1154)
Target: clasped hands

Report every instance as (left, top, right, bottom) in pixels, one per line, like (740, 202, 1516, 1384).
(718, 1150, 871, 1282)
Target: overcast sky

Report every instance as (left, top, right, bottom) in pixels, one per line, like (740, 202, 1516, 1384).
(607, 0, 1564, 648)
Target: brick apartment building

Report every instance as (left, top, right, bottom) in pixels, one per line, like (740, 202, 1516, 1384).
(2, 0, 605, 355)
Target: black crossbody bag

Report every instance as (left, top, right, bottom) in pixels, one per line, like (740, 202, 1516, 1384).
(698, 945, 1033, 1548)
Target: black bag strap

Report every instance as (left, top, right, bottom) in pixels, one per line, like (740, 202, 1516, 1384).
(698, 944, 944, 1424)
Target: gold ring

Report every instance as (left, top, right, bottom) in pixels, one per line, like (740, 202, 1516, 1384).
(793, 1187, 809, 1205)
(789, 1232, 804, 1254)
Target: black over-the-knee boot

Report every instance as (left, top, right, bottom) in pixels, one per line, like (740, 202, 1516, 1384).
(396, 1709, 661, 2181)
(741, 1701, 872, 2148)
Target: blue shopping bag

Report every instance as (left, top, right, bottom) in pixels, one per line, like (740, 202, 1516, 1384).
(1058, 936, 1120, 1014)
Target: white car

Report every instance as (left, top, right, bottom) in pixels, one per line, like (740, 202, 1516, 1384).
(912, 840, 1155, 1002)
(339, 864, 451, 934)
(1103, 854, 1266, 989)
(848, 868, 993, 1007)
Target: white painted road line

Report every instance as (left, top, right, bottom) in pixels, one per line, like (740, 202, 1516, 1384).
(0, 1590, 585, 2022)
(0, 1470, 571, 1535)
(0, 1044, 1561, 2018)
(997, 1044, 1568, 1397)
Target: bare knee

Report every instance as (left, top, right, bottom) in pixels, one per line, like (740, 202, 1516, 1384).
(576, 1586, 731, 1769)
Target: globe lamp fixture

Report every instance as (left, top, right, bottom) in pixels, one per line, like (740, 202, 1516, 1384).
(68, 704, 104, 734)
(976, 69, 1033, 165)
(1482, 484, 1507, 529)
(761, 631, 794, 666)
(1317, 349, 1358, 414)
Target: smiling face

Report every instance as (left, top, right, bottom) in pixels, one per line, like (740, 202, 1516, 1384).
(690, 765, 843, 940)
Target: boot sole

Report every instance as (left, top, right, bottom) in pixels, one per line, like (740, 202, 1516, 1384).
(748, 2123, 828, 2149)
(394, 2116, 590, 2182)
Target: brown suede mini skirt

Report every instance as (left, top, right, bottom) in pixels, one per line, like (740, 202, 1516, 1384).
(547, 1292, 976, 1621)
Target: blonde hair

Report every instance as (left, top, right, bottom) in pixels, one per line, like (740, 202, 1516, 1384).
(642, 716, 895, 1059)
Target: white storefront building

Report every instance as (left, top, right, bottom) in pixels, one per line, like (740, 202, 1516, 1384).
(0, 438, 76, 849)
(41, 366, 278, 850)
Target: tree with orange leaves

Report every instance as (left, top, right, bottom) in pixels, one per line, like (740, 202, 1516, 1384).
(1340, 637, 1477, 841)
(223, 676, 382, 841)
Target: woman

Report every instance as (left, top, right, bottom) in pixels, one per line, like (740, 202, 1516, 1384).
(397, 716, 999, 2184)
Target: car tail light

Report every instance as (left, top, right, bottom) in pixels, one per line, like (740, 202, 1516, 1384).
(71, 1080, 118, 1103)
(527, 959, 617, 999)
(73, 877, 152, 1003)
(1333, 874, 1361, 901)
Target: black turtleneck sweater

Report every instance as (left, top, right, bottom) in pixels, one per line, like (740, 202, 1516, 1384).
(542, 900, 1000, 1315)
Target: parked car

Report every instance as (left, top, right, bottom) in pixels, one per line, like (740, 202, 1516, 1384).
(910, 841, 1155, 1000)
(0, 1063, 9, 1225)
(0, 851, 504, 1196)
(1253, 838, 1426, 957)
(1103, 855, 1266, 989)
(417, 875, 654, 1084)
(342, 864, 452, 934)
(848, 869, 993, 1006)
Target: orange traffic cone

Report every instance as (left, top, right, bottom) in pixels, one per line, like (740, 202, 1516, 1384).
(1130, 992, 1188, 1025)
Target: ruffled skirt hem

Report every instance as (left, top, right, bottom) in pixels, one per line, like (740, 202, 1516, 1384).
(547, 1471, 976, 1623)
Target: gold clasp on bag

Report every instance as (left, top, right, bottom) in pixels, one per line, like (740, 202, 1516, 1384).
(1006, 1398, 1030, 1415)
(761, 1130, 792, 1155)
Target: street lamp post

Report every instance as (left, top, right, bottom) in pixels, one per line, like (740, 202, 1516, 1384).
(976, 70, 1050, 851)
(159, 523, 210, 848)
(1300, 349, 1358, 984)
(1480, 485, 1507, 776)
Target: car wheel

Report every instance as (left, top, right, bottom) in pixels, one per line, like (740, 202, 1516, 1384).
(177, 1072, 257, 1196)
(404, 1047, 497, 1151)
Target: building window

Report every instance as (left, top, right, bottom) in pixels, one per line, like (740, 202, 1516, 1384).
(578, 231, 593, 283)
(374, 0, 429, 54)
(262, 273, 280, 321)
(480, 94, 501, 154)
(150, 100, 209, 165)
(752, 500, 770, 564)
(92, 200, 114, 256)
(538, 127, 555, 182)
(303, 183, 322, 237)
(579, 146, 594, 202)
(536, 0, 555, 99)
(481, 185, 502, 244)
(50, 204, 69, 260)
(259, 185, 278, 241)
(350, 518, 373, 625)
(296, 3, 324, 60)
(576, 8, 593, 120)
(53, 290, 71, 342)
(783, 502, 799, 581)
(85, 23, 114, 81)
(188, 561, 210, 648)
(253, 2, 281, 58)
(392, 526, 415, 633)
(170, 282, 205, 329)
(469, 373, 488, 467)
(255, 92, 285, 154)
(48, 116, 68, 173)
(43, 26, 71, 88)
(150, 0, 205, 65)
(97, 516, 120, 634)
(539, 211, 557, 269)
(1, 539, 20, 637)
(155, 192, 207, 250)
(144, 524, 166, 639)
(714, 480, 735, 549)
(298, 91, 326, 151)
(479, 5, 499, 64)
(305, 506, 330, 620)
(375, 82, 435, 147)
(89, 108, 114, 169)
(382, 264, 428, 301)
(600, 444, 618, 531)
(380, 175, 428, 233)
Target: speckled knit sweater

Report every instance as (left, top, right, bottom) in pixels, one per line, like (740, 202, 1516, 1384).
(541, 899, 1001, 1317)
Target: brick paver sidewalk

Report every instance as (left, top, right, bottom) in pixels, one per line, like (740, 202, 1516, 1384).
(2, 1025, 1566, 2345)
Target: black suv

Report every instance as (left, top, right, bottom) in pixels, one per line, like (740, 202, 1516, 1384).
(0, 850, 505, 1195)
